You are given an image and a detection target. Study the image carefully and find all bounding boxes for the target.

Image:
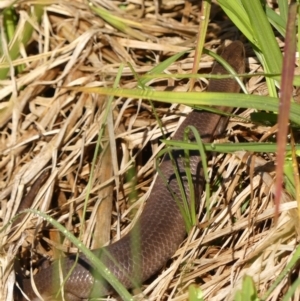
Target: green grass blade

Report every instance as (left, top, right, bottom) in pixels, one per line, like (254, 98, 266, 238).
(278, 0, 289, 23)
(139, 49, 190, 87)
(261, 244, 300, 301)
(217, 0, 254, 44)
(89, 3, 146, 41)
(68, 86, 300, 126)
(163, 141, 300, 154)
(0, 5, 44, 79)
(266, 6, 286, 37)
(241, 0, 282, 74)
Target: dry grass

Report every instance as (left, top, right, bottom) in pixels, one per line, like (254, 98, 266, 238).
(0, 1, 297, 301)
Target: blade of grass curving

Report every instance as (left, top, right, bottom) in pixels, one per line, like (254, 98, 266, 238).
(261, 243, 300, 301)
(241, 0, 282, 99)
(204, 48, 247, 94)
(2, 6, 25, 73)
(217, 0, 254, 45)
(0, 4, 44, 79)
(155, 150, 192, 232)
(255, 50, 278, 98)
(278, 0, 288, 23)
(154, 135, 193, 232)
(281, 277, 300, 301)
(89, 3, 146, 41)
(266, 6, 286, 37)
(155, 126, 208, 232)
(185, 125, 210, 223)
(284, 157, 297, 199)
(0, 6, 24, 73)
(181, 134, 194, 229)
(189, 0, 210, 90)
(2, 6, 17, 48)
(274, 3, 297, 221)
(139, 50, 190, 87)
(240, 0, 282, 73)
(156, 121, 222, 231)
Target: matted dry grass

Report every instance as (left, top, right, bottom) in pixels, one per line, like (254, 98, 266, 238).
(0, 1, 297, 300)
